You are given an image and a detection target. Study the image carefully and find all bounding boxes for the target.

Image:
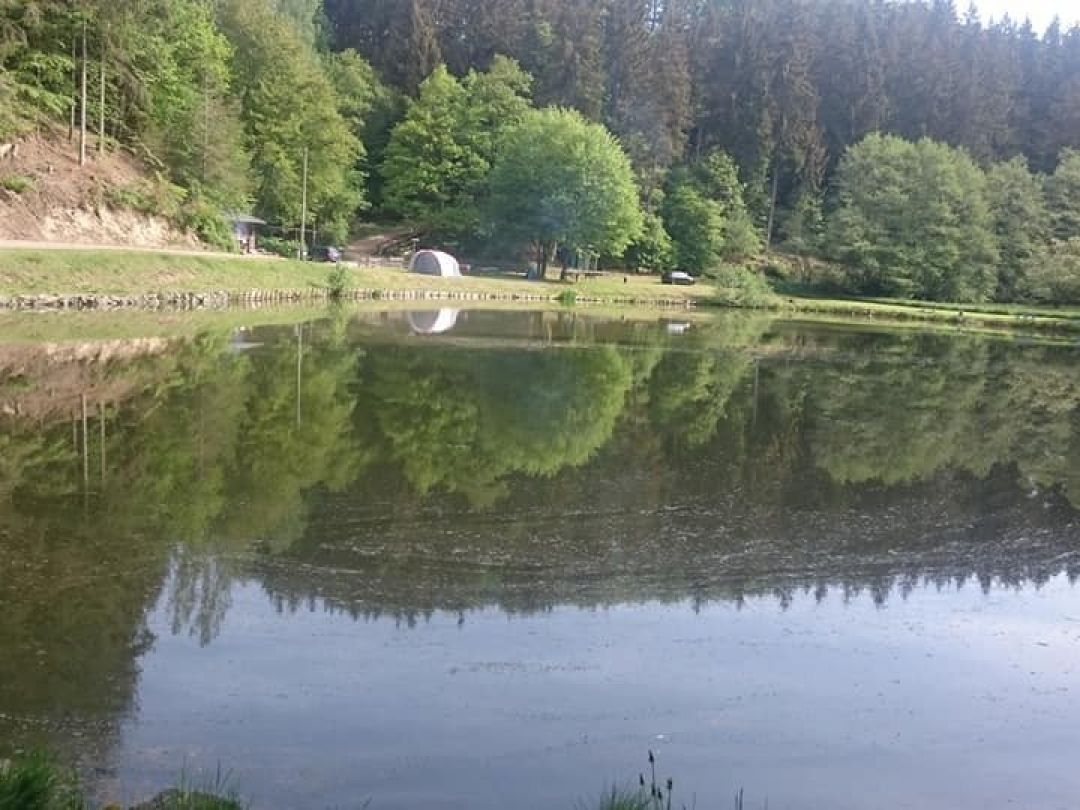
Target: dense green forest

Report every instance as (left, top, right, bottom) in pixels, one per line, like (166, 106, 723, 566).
(3, 0, 1080, 301)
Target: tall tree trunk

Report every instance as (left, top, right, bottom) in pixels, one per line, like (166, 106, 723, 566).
(97, 30, 106, 154)
(537, 241, 550, 280)
(79, 20, 88, 166)
(765, 160, 779, 251)
(69, 41, 76, 143)
(97, 28, 105, 153)
(201, 72, 210, 182)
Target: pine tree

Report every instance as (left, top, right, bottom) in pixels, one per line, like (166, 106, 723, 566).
(985, 156, 1049, 299)
(1046, 148, 1080, 241)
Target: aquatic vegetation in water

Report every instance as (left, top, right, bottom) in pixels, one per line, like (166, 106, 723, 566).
(0, 755, 242, 810)
(585, 752, 676, 810)
(0, 753, 85, 810)
(586, 752, 754, 810)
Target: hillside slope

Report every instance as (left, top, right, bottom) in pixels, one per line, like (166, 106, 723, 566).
(0, 129, 198, 248)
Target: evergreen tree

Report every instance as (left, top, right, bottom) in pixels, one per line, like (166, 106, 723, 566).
(324, 0, 439, 93)
(523, 0, 605, 119)
(1046, 148, 1080, 241)
(985, 156, 1049, 299)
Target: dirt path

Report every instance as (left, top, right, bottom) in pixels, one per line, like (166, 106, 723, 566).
(0, 239, 267, 259)
(344, 227, 414, 259)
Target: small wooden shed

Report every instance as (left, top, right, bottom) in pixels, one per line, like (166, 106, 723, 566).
(227, 213, 266, 253)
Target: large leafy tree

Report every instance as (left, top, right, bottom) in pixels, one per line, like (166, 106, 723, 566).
(826, 133, 998, 301)
(660, 148, 759, 273)
(486, 106, 642, 278)
(380, 58, 531, 237)
(219, 0, 365, 241)
(985, 156, 1049, 300)
(661, 180, 724, 273)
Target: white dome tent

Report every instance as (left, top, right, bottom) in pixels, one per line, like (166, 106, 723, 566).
(409, 249, 461, 277)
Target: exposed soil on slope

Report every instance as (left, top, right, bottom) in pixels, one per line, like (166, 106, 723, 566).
(0, 128, 197, 247)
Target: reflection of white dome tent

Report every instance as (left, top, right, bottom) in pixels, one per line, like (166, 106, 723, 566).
(409, 249, 461, 277)
(407, 309, 461, 335)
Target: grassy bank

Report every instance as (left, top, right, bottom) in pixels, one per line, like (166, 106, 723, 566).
(774, 292, 1080, 333)
(0, 248, 705, 306)
(1, 247, 1079, 335)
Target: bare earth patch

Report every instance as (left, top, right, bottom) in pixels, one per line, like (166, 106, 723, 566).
(0, 128, 197, 248)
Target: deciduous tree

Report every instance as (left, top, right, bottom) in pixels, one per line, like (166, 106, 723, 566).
(486, 107, 642, 278)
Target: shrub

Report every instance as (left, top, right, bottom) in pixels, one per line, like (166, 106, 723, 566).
(326, 264, 351, 300)
(0, 174, 32, 194)
(260, 235, 300, 259)
(712, 265, 777, 307)
(105, 180, 184, 220)
(1024, 238, 1080, 304)
(180, 197, 236, 252)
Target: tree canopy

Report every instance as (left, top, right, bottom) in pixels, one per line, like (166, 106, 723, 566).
(486, 107, 643, 277)
(380, 57, 531, 237)
(825, 134, 999, 301)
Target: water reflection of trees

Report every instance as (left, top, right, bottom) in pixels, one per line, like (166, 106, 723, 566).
(263, 325, 1080, 625)
(2, 317, 1080, 741)
(0, 323, 360, 756)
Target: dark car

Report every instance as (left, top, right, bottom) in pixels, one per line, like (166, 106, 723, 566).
(307, 245, 342, 263)
(661, 270, 696, 286)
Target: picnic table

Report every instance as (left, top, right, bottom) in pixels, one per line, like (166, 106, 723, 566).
(564, 268, 605, 282)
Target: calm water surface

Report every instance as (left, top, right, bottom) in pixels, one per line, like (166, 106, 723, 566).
(1, 309, 1078, 809)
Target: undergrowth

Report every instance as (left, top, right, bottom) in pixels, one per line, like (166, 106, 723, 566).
(0, 174, 33, 194)
(0, 753, 85, 810)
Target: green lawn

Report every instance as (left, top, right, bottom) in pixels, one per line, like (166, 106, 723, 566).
(1, 247, 1078, 334)
(0, 248, 707, 304)
(0, 249, 352, 294)
(773, 293, 1080, 332)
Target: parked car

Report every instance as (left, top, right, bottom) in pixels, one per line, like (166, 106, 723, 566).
(661, 270, 696, 286)
(307, 245, 342, 263)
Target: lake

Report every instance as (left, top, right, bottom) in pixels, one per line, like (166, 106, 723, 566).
(1, 308, 1078, 809)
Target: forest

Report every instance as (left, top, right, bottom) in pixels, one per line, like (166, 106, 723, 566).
(3, 0, 1080, 302)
